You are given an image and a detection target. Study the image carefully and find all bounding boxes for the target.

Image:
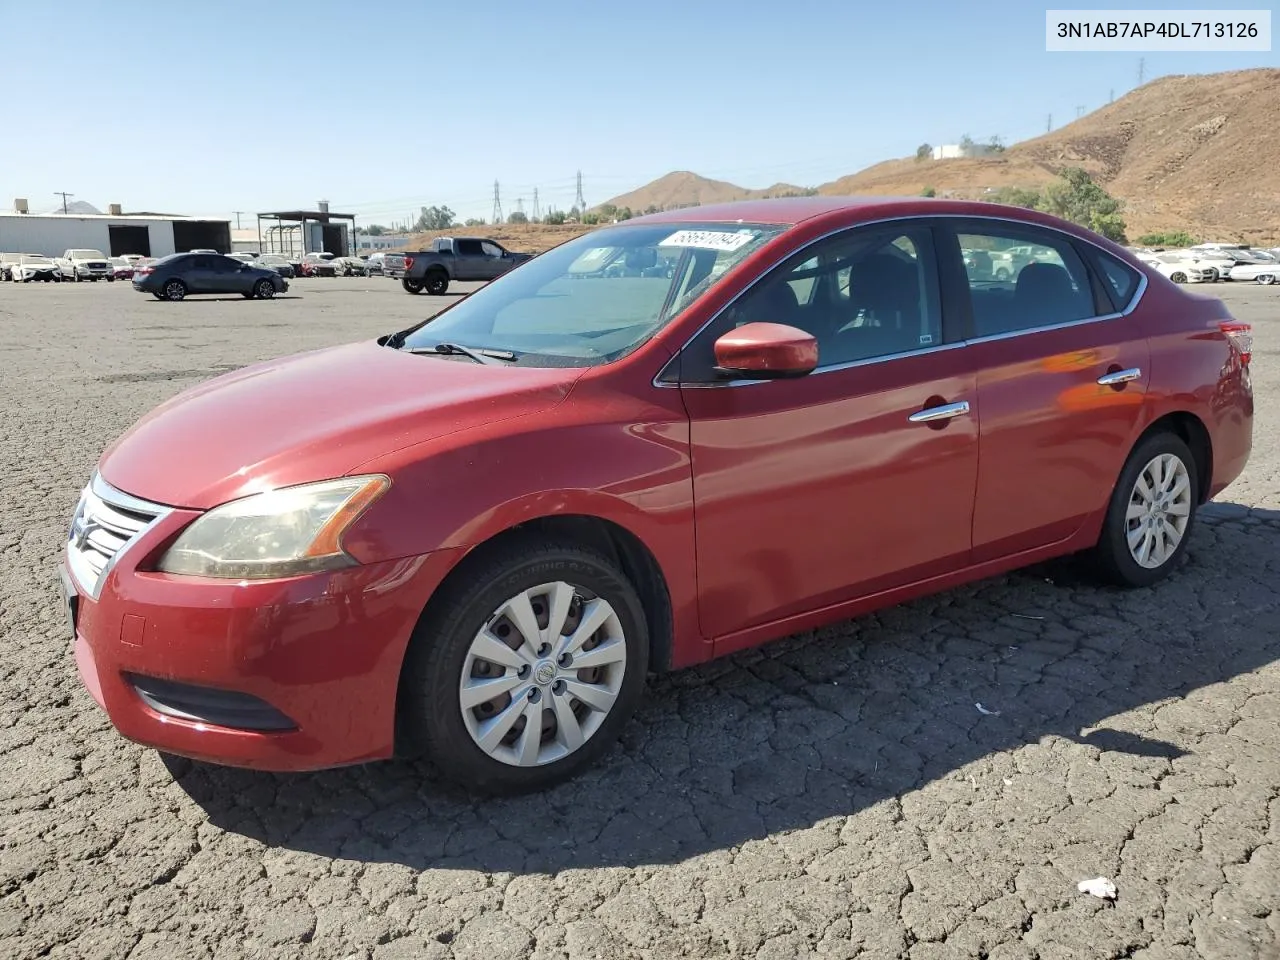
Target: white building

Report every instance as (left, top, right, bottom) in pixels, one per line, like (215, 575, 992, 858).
(356, 233, 415, 252)
(0, 200, 231, 257)
(931, 143, 1000, 160)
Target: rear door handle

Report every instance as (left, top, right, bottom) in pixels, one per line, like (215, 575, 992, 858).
(1097, 367, 1142, 386)
(908, 400, 971, 423)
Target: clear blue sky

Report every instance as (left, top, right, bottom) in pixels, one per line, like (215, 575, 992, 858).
(0, 0, 1273, 227)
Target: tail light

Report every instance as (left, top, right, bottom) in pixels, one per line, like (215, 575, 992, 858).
(404, 256, 415, 271)
(1219, 321, 1252, 364)
(135, 265, 153, 277)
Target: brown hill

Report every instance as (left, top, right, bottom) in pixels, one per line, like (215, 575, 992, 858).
(817, 68, 1280, 243)
(598, 170, 807, 213)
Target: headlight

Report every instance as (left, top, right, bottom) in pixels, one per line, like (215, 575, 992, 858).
(156, 475, 389, 579)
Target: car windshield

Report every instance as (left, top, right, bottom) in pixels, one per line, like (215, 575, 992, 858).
(398, 221, 786, 366)
(68, 250, 105, 259)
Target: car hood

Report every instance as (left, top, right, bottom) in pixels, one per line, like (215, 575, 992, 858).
(98, 341, 581, 509)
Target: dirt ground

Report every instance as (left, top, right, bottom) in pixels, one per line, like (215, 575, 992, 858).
(1, 276, 1278, 959)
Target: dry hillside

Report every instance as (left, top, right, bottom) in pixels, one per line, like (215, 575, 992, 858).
(817, 68, 1280, 243)
(597, 171, 806, 213)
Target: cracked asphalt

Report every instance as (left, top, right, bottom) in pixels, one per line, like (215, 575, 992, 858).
(2, 277, 1278, 960)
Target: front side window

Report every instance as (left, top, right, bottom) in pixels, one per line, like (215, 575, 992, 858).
(677, 224, 944, 380)
(480, 241, 504, 258)
(957, 226, 1097, 337)
(398, 222, 786, 366)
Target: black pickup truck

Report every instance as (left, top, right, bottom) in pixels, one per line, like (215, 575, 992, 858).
(401, 236, 533, 295)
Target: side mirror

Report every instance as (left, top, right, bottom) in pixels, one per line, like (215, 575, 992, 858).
(712, 322, 818, 379)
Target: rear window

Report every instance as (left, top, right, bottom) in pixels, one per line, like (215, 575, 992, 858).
(1095, 251, 1141, 310)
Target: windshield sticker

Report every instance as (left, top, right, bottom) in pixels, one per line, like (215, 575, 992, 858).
(658, 229, 756, 252)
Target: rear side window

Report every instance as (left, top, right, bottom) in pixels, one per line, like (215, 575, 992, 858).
(956, 227, 1097, 337)
(456, 240, 484, 256)
(1093, 251, 1141, 310)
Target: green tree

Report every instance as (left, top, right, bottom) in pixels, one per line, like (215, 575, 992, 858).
(916, 143, 933, 161)
(644, 204, 660, 215)
(359, 224, 388, 236)
(988, 135, 1006, 153)
(959, 134, 975, 151)
(544, 210, 567, 225)
(464, 217, 486, 227)
(988, 186, 1043, 210)
(921, 186, 936, 198)
(508, 210, 529, 224)
(582, 212, 601, 225)
(1038, 167, 1126, 242)
(599, 203, 618, 219)
(616, 207, 633, 221)
(1136, 231, 1197, 247)
(413, 205, 455, 231)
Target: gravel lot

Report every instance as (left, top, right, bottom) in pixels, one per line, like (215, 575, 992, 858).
(2, 277, 1278, 960)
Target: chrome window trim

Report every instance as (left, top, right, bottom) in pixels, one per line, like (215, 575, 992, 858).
(66, 472, 173, 600)
(653, 212, 1149, 389)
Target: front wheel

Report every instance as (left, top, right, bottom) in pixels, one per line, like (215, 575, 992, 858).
(401, 277, 425, 295)
(399, 538, 649, 793)
(254, 279, 275, 299)
(1089, 432, 1198, 588)
(1259, 274, 1277, 285)
(1169, 271, 1187, 283)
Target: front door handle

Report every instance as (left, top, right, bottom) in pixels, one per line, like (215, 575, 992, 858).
(1097, 367, 1142, 386)
(908, 400, 971, 424)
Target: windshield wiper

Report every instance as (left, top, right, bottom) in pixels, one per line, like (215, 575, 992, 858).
(407, 342, 517, 365)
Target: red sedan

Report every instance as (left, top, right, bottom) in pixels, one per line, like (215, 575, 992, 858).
(59, 197, 1253, 791)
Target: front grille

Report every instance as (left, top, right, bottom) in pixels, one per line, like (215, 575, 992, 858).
(66, 475, 169, 599)
(126, 674, 297, 731)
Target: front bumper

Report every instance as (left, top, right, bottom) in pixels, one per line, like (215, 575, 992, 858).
(62, 479, 460, 771)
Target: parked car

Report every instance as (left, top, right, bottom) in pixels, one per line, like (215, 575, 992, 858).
(55, 248, 113, 282)
(58, 197, 1252, 791)
(0, 252, 22, 281)
(1228, 262, 1279, 284)
(332, 256, 369, 277)
(401, 236, 533, 294)
(366, 252, 407, 277)
(108, 257, 135, 280)
(252, 255, 296, 279)
(9, 254, 62, 282)
(131, 252, 289, 301)
(301, 252, 339, 277)
(1136, 253, 1210, 283)
(227, 252, 258, 264)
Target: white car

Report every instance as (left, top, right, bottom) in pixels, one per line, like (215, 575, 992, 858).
(55, 248, 114, 282)
(227, 252, 257, 263)
(1228, 262, 1279, 285)
(9, 254, 63, 282)
(1138, 253, 1209, 283)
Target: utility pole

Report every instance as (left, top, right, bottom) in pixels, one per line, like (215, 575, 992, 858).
(1046, 113, 1052, 133)
(533, 188, 540, 221)
(1138, 57, 1146, 86)
(574, 171, 585, 215)
(54, 191, 73, 214)
(1109, 88, 1114, 103)
(1076, 104, 1086, 118)
(233, 211, 244, 230)
(491, 180, 503, 224)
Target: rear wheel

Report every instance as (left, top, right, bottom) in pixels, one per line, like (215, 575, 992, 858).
(162, 279, 187, 301)
(424, 269, 449, 295)
(401, 277, 425, 294)
(1259, 274, 1277, 285)
(399, 537, 649, 793)
(1169, 271, 1187, 283)
(1089, 432, 1198, 587)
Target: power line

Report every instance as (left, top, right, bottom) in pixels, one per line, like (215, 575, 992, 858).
(491, 180, 503, 224)
(54, 191, 73, 214)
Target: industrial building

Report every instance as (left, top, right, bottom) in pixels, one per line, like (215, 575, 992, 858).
(0, 200, 231, 257)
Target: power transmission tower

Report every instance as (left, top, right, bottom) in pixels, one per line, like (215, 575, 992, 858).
(1109, 88, 1114, 103)
(1076, 104, 1085, 118)
(533, 188, 540, 221)
(1046, 114, 1052, 132)
(233, 210, 244, 229)
(574, 171, 585, 213)
(1137, 57, 1146, 85)
(515, 197, 524, 216)
(491, 180, 503, 224)
(54, 191, 73, 213)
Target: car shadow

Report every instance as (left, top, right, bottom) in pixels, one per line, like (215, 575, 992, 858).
(143, 295, 304, 303)
(168, 502, 1280, 872)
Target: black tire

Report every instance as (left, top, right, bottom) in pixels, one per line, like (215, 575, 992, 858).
(424, 269, 449, 295)
(401, 277, 425, 295)
(1259, 274, 1277, 286)
(254, 279, 275, 299)
(107, 276, 115, 282)
(399, 536, 649, 793)
(1169, 271, 1187, 284)
(162, 279, 187, 301)
(1089, 431, 1199, 588)
(241, 292, 254, 299)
